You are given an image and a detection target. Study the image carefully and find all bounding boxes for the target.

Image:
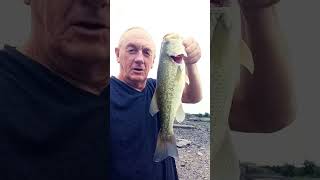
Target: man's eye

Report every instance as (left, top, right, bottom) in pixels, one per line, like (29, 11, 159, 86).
(128, 49, 137, 53)
(143, 50, 151, 57)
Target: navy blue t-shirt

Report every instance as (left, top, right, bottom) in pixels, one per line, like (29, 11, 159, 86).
(110, 76, 178, 180)
(0, 45, 109, 180)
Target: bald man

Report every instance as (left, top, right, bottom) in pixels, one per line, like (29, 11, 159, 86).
(109, 27, 202, 180)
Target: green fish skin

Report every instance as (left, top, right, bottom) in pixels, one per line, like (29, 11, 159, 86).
(150, 33, 187, 163)
(211, 1, 254, 180)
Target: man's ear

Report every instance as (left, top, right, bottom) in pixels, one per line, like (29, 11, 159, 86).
(24, 0, 31, 5)
(115, 48, 120, 63)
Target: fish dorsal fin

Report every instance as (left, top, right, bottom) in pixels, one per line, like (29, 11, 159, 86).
(175, 104, 185, 123)
(240, 40, 254, 74)
(149, 89, 159, 116)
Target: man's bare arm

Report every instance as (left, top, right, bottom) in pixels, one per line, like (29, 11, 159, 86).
(229, 4, 296, 132)
(181, 38, 203, 103)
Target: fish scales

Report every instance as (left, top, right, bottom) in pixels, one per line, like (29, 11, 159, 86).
(157, 58, 184, 136)
(150, 33, 187, 162)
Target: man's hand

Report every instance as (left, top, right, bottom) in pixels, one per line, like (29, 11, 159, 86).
(182, 38, 201, 65)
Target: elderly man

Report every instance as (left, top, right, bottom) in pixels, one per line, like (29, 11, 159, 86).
(0, 0, 109, 179)
(109, 27, 202, 180)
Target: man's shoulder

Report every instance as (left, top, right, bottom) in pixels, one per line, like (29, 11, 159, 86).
(0, 45, 12, 64)
(0, 45, 22, 74)
(0, 46, 15, 81)
(146, 78, 156, 87)
(145, 78, 157, 94)
(0, 45, 30, 99)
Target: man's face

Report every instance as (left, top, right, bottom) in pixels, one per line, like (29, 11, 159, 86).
(30, 0, 110, 63)
(116, 29, 155, 84)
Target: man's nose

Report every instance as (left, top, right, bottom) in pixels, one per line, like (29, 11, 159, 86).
(134, 51, 145, 64)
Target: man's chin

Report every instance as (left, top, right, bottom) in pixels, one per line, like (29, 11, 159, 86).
(57, 41, 109, 63)
(129, 75, 147, 83)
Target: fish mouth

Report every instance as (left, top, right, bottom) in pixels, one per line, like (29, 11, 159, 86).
(170, 55, 184, 64)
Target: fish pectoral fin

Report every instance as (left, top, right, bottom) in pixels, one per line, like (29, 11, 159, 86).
(175, 104, 185, 123)
(149, 90, 159, 116)
(240, 40, 255, 74)
(185, 75, 190, 85)
(185, 67, 190, 85)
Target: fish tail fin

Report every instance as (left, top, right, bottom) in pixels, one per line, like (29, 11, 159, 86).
(153, 133, 178, 162)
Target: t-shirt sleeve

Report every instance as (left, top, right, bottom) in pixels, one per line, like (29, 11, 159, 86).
(147, 78, 157, 91)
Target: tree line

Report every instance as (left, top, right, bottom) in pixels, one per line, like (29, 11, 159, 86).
(243, 160, 320, 177)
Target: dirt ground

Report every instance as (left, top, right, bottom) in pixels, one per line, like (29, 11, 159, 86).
(174, 116, 210, 180)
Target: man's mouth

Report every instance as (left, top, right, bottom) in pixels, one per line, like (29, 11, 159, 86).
(73, 21, 107, 30)
(170, 55, 184, 64)
(71, 19, 108, 36)
(133, 68, 144, 72)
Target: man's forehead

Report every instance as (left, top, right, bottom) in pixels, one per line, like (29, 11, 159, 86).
(124, 39, 154, 50)
(119, 28, 155, 50)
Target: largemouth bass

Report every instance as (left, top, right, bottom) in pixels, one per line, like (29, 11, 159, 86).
(211, 0, 254, 179)
(150, 33, 187, 162)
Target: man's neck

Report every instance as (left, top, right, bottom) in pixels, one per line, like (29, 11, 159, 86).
(116, 76, 146, 92)
(20, 44, 108, 95)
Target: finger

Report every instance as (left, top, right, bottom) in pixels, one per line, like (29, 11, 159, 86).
(185, 42, 199, 55)
(187, 50, 201, 61)
(185, 53, 201, 64)
(187, 45, 201, 58)
(183, 37, 194, 47)
(188, 52, 201, 61)
(192, 54, 202, 63)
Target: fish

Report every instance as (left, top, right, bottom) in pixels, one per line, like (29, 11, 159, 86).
(149, 33, 188, 162)
(210, 0, 254, 179)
